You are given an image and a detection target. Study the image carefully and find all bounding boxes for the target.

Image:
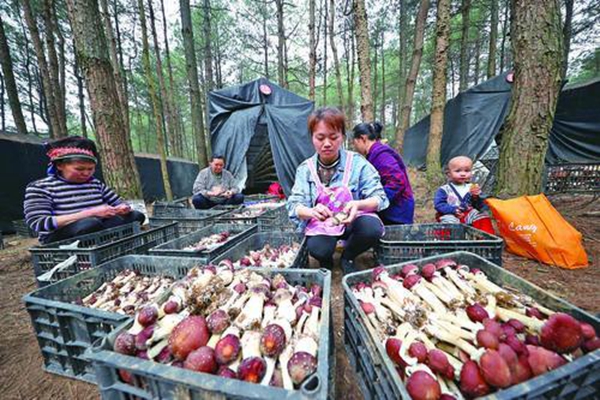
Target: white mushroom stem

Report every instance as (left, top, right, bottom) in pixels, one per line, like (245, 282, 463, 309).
(496, 306, 544, 331)
(458, 270, 503, 294)
(484, 295, 497, 319)
(207, 333, 221, 348)
(240, 330, 262, 359)
(405, 363, 437, 380)
(379, 297, 408, 320)
(261, 305, 277, 329)
(410, 281, 447, 314)
(295, 311, 310, 336)
(438, 312, 483, 333)
(147, 338, 169, 359)
(444, 378, 465, 400)
(432, 317, 476, 342)
(261, 356, 277, 386)
(426, 324, 483, 359)
(444, 268, 477, 297)
(422, 280, 454, 305)
(398, 329, 419, 366)
(378, 272, 420, 305)
(295, 336, 318, 357)
(434, 271, 464, 301)
(151, 311, 188, 342)
(279, 344, 294, 390)
(303, 306, 321, 339)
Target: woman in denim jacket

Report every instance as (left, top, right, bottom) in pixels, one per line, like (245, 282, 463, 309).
(286, 107, 389, 274)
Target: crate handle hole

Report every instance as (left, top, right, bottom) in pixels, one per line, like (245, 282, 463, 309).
(301, 373, 321, 394)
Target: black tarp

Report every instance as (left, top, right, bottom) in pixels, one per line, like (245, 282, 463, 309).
(403, 74, 600, 167)
(208, 78, 314, 195)
(0, 133, 199, 232)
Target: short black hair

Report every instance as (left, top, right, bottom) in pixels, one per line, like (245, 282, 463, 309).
(352, 122, 383, 140)
(211, 155, 225, 162)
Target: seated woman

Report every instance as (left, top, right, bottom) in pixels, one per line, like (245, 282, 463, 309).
(24, 136, 145, 244)
(287, 108, 389, 274)
(352, 122, 415, 225)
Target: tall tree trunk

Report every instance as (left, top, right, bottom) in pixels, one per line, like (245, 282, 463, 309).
(276, 0, 286, 88)
(372, 29, 378, 119)
(0, 15, 28, 135)
(499, 0, 509, 72)
(396, 0, 407, 131)
(65, 0, 142, 198)
(459, 0, 471, 91)
(353, 0, 374, 121)
(180, 0, 208, 167)
(495, 0, 563, 196)
(343, 20, 355, 123)
(261, 0, 269, 79)
(562, 0, 573, 79)
(161, 0, 183, 157)
(322, 0, 328, 104)
(395, 0, 430, 151)
(21, 19, 39, 135)
(22, 0, 64, 138)
(380, 29, 386, 127)
(74, 54, 87, 137)
(100, 0, 131, 147)
(43, 0, 67, 137)
(148, 0, 175, 161)
(202, 0, 214, 90)
(53, 3, 67, 130)
(487, 0, 498, 78)
(426, 0, 451, 184)
(139, 0, 172, 200)
(329, 0, 344, 111)
(308, 0, 316, 100)
(473, 28, 481, 84)
(0, 73, 5, 133)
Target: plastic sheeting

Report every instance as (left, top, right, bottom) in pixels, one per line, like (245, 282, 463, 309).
(208, 78, 314, 195)
(403, 74, 600, 168)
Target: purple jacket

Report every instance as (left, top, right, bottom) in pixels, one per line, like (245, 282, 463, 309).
(367, 141, 415, 224)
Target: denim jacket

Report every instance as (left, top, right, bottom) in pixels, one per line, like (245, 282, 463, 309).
(286, 149, 390, 231)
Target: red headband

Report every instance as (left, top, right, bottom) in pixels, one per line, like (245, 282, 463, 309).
(47, 147, 97, 162)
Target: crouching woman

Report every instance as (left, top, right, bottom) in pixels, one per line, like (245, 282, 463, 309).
(24, 136, 145, 244)
(286, 108, 389, 274)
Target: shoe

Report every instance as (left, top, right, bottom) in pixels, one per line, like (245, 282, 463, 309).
(341, 258, 356, 275)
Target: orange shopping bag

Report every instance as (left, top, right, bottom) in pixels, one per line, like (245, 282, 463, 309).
(486, 194, 588, 269)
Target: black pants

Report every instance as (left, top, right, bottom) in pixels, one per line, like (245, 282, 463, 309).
(306, 215, 384, 269)
(44, 210, 146, 244)
(192, 193, 244, 210)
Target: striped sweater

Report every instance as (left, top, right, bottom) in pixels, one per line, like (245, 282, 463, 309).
(24, 175, 123, 242)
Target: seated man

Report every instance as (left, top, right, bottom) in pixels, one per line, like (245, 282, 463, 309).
(192, 155, 244, 209)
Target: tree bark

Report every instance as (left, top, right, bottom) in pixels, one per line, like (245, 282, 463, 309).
(161, 0, 183, 157)
(74, 53, 87, 137)
(139, 0, 172, 200)
(180, 0, 208, 167)
(43, 0, 67, 137)
(21, 18, 39, 135)
(329, 0, 344, 111)
(372, 26, 378, 119)
(322, 0, 328, 104)
(459, 0, 471, 92)
(495, 0, 563, 196)
(353, 0, 374, 121)
(344, 19, 355, 124)
(276, 0, 287, 88)
(396, 0, 407, 131)
(487, 0, 498, 78)
(0, 15, 28, 135)
(380, 28, 385, 127)
(426, 0, 451, 184)
(308, 0, 316, 100)
(473, 28, 481, 84)
(499, 0, 509, 72)
(261, 0, 269, 79)
(202, 0, 214, 90)
(0, 73, 4, 133)
(100, 0, 131, 146)
(562, 0, 573, 79)
(65, 0, 142, 199)
(395, 0, 430, 151)
(22, 0, 64, 138)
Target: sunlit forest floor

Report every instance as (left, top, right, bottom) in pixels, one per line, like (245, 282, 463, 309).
(1, 169, 598, 399)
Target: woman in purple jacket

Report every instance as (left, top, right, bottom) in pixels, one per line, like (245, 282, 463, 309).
(352, 122, 415, 225)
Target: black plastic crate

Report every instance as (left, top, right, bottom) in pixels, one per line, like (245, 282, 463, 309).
(12, 218, 37, 238)
(87, 267, 332, 399)
(149, 223, 257, 261)
(152, 197, 190, 213)
(213, 231, 308, 269)
(217, 204, 288, 231)
(23, 255, 207, 383)
(342, 251, 600, 400)
(243, 193, 280, 205)
(377, 223, 503, 266)
(544, 163, 600, 194)
(30, 223, 179, 287)
(150, 208, 227, 235)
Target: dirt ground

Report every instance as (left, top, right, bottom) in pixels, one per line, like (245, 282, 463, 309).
(1, 172, 599, 399)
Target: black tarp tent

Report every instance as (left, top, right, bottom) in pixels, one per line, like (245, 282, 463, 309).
(208, 78, 314, 195)
(403, 73, 600, 167)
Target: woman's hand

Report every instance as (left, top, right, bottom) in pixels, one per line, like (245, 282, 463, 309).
(340, 201, 360, 224)
(114, 203, 132, 215)
(310, 204, 333, 221)
(85, 205, 120, 218)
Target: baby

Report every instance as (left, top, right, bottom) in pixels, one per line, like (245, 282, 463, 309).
(433, 156, 495, 234)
